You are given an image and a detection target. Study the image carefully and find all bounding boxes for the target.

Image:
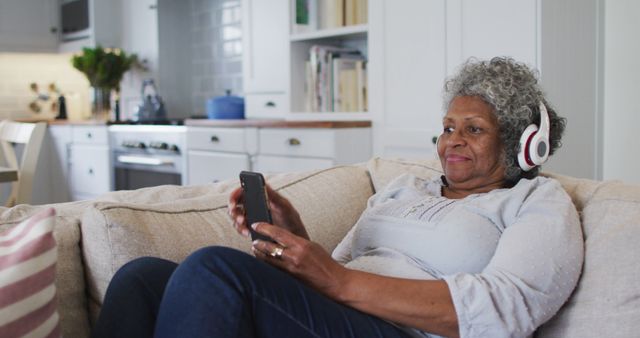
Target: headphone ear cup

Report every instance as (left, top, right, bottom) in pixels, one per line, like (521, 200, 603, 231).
(528, 133, 550, 165)
(518, 124, 538, 171)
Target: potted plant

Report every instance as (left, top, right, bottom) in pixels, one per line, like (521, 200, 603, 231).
(71, 46, 138, 119)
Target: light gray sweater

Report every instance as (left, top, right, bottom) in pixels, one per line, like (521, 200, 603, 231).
(332, 174, 584, 338)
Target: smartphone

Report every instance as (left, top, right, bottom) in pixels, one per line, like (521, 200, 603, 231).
(239, 171, 274, 242)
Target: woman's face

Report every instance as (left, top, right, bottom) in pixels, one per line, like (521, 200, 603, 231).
(438, 96, 506, 192)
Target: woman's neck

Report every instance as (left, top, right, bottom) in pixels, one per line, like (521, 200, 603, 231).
(441, 178, 507, 199)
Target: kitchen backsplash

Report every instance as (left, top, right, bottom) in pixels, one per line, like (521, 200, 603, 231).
(190, 0, 243, 116)
(0, 53, 91, 120)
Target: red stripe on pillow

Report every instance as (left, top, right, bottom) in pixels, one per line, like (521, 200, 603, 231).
(0, 264, 56, 308)
(0, 297, 59, 337)
(0, 208, 59, 338)
(0, 209, 54, 246)
(0, 235, 56, 272)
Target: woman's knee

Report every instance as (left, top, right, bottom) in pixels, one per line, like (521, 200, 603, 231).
(110, 256, 177, 288)
(177, 246, 258, 282)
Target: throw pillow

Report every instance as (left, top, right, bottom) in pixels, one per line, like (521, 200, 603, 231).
(0, 208, 60, 338)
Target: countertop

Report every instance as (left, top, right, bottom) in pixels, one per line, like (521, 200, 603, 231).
(12, 118, 372, 129)
(184, 119, 372, 128)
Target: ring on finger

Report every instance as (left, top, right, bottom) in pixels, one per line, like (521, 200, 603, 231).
(270, 246, 284, 259)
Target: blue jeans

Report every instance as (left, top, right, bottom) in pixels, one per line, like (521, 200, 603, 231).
(92, 246, 412, 338)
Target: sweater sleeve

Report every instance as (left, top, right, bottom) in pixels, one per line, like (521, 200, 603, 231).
(443, 179, 584, 338)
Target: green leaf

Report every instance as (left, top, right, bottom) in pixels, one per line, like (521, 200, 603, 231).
(71, 45, 138, 90)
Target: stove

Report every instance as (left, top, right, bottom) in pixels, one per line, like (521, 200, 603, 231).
(108, 125, 187, 190)
(110, 118, 185, 126)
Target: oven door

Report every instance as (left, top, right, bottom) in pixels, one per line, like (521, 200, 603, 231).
(114, 153, 182, 190)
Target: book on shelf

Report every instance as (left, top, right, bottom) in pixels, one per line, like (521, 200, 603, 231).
(319, 0, 368, 29)
(306, 45, 367, 113)
(293, 0, 318, 33)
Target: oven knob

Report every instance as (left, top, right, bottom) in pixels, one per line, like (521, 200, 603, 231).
(169, 144, 179, 152)
(158, 142, 169, 150)
(135, 142, 146, 149)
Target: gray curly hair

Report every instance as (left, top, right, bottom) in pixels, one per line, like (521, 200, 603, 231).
(443, 57, 566, 185)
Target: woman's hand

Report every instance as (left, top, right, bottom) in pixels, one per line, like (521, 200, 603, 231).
(251, 222, 349, 300)
(228, 184, 309, 240)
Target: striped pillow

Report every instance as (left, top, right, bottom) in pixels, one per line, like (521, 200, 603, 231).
(0, 208, 60, 338)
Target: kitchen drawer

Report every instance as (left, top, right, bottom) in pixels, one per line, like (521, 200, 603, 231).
(187, 127, 255, 153)
(72, 126, 109, 144)
(69, 144, 111, 196)
(258, 129, 335, 158)
(187, 150, 250, 185)
(253, 155, 334, 174)
(245, 93, 289, 119)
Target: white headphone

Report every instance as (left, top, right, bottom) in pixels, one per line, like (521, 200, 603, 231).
(517, 102, 551, 171)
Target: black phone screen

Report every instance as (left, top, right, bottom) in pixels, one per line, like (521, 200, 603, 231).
(239, 171, 274, 242)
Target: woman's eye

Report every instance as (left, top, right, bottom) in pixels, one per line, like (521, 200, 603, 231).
(443, 127, 454, 133)
(468, 126, 482, 133)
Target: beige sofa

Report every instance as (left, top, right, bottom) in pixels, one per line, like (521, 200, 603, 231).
(1, 158, 639, 338)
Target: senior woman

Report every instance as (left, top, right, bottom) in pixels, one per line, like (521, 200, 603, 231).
(92, 57, 583, 338)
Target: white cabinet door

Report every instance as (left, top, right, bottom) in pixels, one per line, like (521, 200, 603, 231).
(0, 0, 58, 52)
(242, 0, 289, 94)
(447, 0, 539, 71)
(187, 151, 250, 185)
(47, 126, 72, 203)
(372, 0, 446, 159)
(69, 144, 111, 199)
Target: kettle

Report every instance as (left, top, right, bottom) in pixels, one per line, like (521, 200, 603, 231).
(135, 79, 167, 121)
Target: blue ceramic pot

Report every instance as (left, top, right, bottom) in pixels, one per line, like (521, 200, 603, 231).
(206, 90, 245, 119)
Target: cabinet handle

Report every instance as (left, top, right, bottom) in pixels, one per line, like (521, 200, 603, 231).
(265, 101, 276, 108)
(86, 132, 92, 139)
(88, 168, 94, 175)
(210, 135, 220, 143)
(287, 138, 301, 146)
(432, 136, 438, 145)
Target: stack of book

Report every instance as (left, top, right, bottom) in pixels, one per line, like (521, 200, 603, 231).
(294, 0, 368, 33)
(305, 45, 367, 113)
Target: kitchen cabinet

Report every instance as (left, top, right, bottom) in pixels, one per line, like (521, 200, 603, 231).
(67, 126, 111, 201)
(185, 122, 372, 184)
(46, 125, 73, 203)
(241, 0, 290, 118)
(253, 128, 371, 173)
(367, 0, 600, 180)
(58, 0, 123, 53)
(186, 127, 256, 185)
(0, 0, 58, 52)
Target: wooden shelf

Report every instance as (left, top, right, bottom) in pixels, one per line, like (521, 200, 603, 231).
(290, 24, 368, 41)
(284, 112, 371, 121)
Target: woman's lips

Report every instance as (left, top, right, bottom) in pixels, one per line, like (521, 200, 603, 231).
(445, 154, 470, 162)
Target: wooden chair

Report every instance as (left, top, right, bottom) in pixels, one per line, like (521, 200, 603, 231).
(0, 120, 47, 207)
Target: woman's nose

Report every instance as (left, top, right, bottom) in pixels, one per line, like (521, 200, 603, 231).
(446, 130, 466, 146)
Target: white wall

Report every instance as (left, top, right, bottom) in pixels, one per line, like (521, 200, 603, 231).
(540, 0, 600, 180)
(603, 0, 640, 184)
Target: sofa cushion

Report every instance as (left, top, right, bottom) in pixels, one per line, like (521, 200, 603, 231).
(0, 208, 59, 338)
(81, 165, 374, 321)
(536, 180, 640, 337)
(366, 157, 443, 192)
(0, 203, 91, 338)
